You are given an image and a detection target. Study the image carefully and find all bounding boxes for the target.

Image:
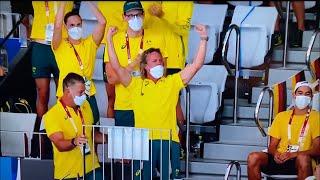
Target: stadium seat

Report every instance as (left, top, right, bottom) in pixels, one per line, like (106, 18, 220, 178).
(181, 65, 228, 123)
(0, 112, 36, 157)
(227, 5, 278, 68)
(227, 1, 263, 7)
(182, 4, 228, 124)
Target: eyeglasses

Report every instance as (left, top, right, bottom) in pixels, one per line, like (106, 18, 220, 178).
(125, 12, 143, 19)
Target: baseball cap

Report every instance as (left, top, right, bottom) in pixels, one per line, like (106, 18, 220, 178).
(123, 1, 143, 13)
(294, 81, 312, 93)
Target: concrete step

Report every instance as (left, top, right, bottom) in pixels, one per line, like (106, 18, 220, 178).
(251, 86, 293, 106)
(219, 125, 268, 146)
(181, 159, 248, 177)
(223, 99, 269, 120)
(303, 30, 320, 48)
(221, 118, 269, 128)
(203, 141, 266, 161)
(272, 46, 320, 63)
(268, 68, 313, 88)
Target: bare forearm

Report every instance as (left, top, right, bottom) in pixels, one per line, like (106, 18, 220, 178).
(180, 39, 207, 84)
(52, 3, 65, 50)
(88, 2, 106, 25)
(54, 139, 75, 152)
(107, 38, 121, 71)
(88, 2, 106, 45)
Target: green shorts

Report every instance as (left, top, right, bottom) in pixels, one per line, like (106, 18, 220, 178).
(87, 95, 100, 125)
(31, 42, 59, 79)
(134, 140, 181, 179)
(114, 110, 135, 127)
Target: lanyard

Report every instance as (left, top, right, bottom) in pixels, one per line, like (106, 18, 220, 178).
(45, 1, 57, 24)
(125, 29, 144, 63)
(287, 108, 311, 146)
(59, 99, 85, 135)
(69, 42, 85, 71)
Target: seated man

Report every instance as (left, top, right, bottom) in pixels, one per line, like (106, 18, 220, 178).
(106, 24, 208, 179)
(247, 81, 320, 180)
(44, 73, 107, 179)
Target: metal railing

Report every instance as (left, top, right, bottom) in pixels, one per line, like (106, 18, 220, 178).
(0, 13, 26, 48)
(185, 86, 191, 179)
(224, 160, 241, 180)
(1, 125, 178, 180)
(222, 24, 241, 124)
(254, 87, 274, 145)
(282, 1, 291, 68)
(305, 29, 320, 79)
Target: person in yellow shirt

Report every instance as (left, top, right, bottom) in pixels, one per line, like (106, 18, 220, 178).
(247, 81, 320, 180)
(52, 2, 106, 125)
(103, 1, 168, 127)
(106, 24, 208, 179)
(44, 72, 107, 179)
(30, 1, 73, 131)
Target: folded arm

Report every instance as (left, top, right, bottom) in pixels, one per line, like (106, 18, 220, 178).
(87, 2, 106, 46)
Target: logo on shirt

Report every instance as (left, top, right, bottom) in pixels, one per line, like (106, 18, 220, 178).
(121, 44, 126, 49)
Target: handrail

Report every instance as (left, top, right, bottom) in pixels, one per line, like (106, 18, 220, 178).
(0, 13, 25, 48)
(254, 87, 274, 140)
(221, 24, 241, 124)
(305, 29, 320, 79)
(282, 1, 290, 68)
(185, 85, 190, 178)
(224, 160, 241, 180)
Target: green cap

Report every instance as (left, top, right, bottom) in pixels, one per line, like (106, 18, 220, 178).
(123, 1, 143, 13)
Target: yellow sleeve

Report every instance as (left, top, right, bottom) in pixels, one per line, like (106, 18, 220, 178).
(171, 73, 185, 92)
(44, 109, 63, 137)
(311, 111, 320, 139)
(268, 112, 282, 139)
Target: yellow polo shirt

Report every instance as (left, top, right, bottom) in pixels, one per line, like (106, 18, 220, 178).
(31, 1, 73, 40)
(269, 110, 320, 153)
(127, 73, 185, 142)
(143, 1, 193, 69)
(44, 100, 100, 179)
(53, 36, 98, 98)
(104, 28, 168, 110)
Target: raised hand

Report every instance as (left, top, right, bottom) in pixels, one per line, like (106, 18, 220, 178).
(194, 24, 208, 38)
(107, 26, 118, 40)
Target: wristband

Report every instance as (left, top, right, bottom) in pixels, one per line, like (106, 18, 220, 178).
(200, 36, 209, 41)
(71, 138, 76, 146)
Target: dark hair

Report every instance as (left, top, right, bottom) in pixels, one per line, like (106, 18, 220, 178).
(62, 73, 85, 91)
(140, 48, 163, 78)
(64, 10, 82, 24)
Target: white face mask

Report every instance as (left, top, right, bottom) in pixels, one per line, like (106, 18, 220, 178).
(128, 16, 143, 31)
(294, 95, 311, 110)
(73, 94, 86, 106)
(149, 65, 164, 79)
(68, 27, 82, 40)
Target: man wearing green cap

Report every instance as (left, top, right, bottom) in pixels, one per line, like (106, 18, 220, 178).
(103, 1, 168, 127)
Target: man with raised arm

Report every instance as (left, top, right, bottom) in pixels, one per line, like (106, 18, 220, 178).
(52, 1, 106, 125)
(106, 24, 208, 179)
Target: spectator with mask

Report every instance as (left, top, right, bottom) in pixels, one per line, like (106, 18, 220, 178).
(106, 23, 208, 179)
(247, 81, 320, 180)
(44, 72, 107, 179)
(103, 1, 168, 127)
(30, 1, 73, 133)
(52, 1, 106, 125)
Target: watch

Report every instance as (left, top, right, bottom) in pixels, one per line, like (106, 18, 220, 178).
(71, 138, 76, 146)
(200, 36, 209, 41)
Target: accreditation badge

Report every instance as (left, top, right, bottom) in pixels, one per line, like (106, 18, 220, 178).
(286, 145, 299, 152)
(45, 23, 54, 42)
